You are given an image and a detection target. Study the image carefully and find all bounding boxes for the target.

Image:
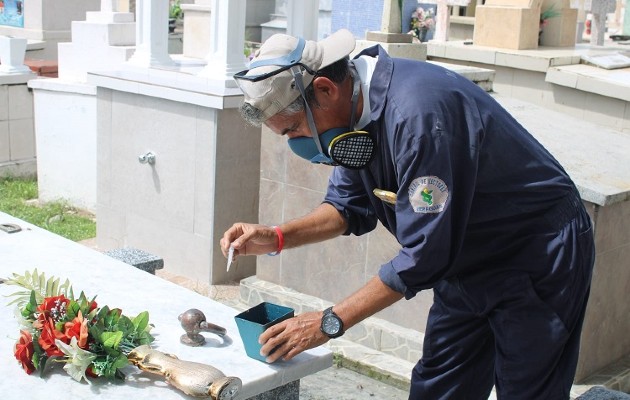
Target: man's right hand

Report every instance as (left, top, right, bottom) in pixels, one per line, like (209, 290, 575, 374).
(220, 203, 348, 261)
(220, 223, 280, 260)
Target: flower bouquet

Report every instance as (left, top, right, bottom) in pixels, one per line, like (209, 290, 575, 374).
(409, 6, 435, 42)
(6, 269, 154, 382)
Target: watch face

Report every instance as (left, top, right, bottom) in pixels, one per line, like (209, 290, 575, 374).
(322, 314, 341, 335)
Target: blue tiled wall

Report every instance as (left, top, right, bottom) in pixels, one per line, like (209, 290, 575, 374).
(331, 0, 419, 38)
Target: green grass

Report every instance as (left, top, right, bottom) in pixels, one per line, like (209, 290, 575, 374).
(0, 177, 96, 242)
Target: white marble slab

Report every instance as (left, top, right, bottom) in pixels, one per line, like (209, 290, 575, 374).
(85, 62, 245, 110)
(495, 96, 630, 206)
(546, 63, 630, 103)
(427, 41, 628, 72)
(0, 212, 332, 399)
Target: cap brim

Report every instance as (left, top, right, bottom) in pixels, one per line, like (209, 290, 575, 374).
(319, 29, 356, 69)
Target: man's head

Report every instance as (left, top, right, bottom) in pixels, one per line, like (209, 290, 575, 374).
(235, 30, 374, 169)
(235, 29, 356, 126)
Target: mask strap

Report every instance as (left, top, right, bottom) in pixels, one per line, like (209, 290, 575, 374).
(348, 64, 361, 130)
(290, 65, 329, 159)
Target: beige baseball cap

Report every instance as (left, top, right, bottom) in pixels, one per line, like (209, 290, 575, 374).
(235, 29, 356, 121)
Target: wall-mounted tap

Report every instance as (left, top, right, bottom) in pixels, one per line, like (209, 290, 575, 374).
(138, 152, 156, 165)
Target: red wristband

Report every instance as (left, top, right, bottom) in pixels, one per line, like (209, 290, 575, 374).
(268, 226, 284, 256)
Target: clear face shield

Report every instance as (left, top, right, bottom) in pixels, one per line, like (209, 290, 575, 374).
(234, 38, 375, 170)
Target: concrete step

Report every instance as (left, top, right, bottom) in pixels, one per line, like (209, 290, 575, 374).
(327, 337, 414, 392)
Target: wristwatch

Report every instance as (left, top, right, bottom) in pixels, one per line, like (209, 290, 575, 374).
(320, 306, 345, 338)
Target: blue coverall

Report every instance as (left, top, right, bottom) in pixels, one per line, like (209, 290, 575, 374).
(323, 46, 595, 399)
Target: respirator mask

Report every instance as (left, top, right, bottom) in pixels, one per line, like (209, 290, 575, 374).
(287, 65, 375, 169)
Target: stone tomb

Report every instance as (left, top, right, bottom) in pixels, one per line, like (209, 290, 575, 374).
(57, 0, 136, 82)
(0, 211, 332, 400)
(474, 0, 544, 50)
(419, 0, 472, 42)
(0, 36, 37, 178)
(539, 0, 578, 47)
(358, 0, 427, 61)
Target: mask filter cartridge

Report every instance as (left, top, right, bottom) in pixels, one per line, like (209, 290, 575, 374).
(328, 131, 375, 169)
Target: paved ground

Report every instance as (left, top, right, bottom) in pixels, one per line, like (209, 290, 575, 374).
(300, 365, 409, 400)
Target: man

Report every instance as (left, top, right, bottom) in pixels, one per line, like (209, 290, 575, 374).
(221, 29, 594, 399)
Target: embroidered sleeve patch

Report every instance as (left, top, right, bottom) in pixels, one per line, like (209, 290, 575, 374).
(408, 176, 449, 213)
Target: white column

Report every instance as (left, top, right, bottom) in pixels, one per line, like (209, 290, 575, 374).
(287, 0, 319, 40)
(433, 0, 451, 42)
(197, 0, 247, 86)
(434, 0, 470, 42)
(127, 0, 173, 67)
(0, 36, 33, 75)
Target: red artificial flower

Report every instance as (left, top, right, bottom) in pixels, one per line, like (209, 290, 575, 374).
(14, 330, 35, 374)
(38, 317, 68, 357)
(34, 295, 70, 327)
(64, 311, 89, 349)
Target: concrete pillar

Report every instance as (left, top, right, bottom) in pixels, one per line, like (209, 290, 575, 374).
(181, 2, 212, 59)
(197, 0, 246, 87)
(286, 0, 319, 40)
(127, 0, 173, 67)
(431, 0, 471, 42)
(434, 0, 451, 42)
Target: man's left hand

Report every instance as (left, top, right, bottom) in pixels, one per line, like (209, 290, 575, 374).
(258, 311, 329, 362)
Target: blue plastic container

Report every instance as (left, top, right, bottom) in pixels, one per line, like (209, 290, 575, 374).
(234, 302, 294, 362)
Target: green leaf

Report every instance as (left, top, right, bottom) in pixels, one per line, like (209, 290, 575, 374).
(136, 331, 155, 345)
(91, 351, 127, 379)
(3, 269, 74, 308)
(50, 278, 59, 297)
(32, 352, 43, 371)
(21, 290, 38, 319)
(116, 315, 134, 335)
(132, 311, 149, 332)
(112, 354, 129, 370)
(89, 323, 103, 340)
(66, 300, 80, 320)
(101, 331, 123, 349)
(39, 355, 59, 378)
(38, 273, 45, 295)
(99, 307, 122, 329)
(45, 277, 54, 297)
(96, 305, 111, 325)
